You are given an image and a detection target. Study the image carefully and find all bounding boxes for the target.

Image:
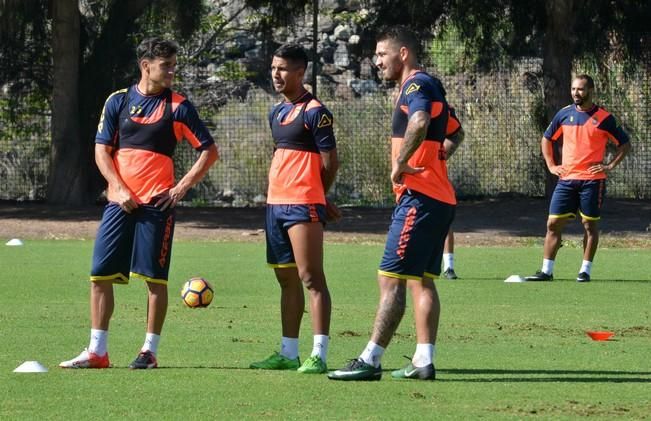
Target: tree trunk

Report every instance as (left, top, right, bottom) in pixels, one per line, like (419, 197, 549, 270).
(542, 0, 583, 198)
(47, 0, 86, 205)
(77, 0, 154, 200)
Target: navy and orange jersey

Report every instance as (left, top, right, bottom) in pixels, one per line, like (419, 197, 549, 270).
(446, 107, 461, 138)
(96, 85, 216, 204)
(266, 91, 336, 205)
(392, 71, 456, 205)
(544, 104, 629, 180)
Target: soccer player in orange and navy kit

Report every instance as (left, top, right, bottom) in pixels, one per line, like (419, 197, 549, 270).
(249, 44, 339, 374)
(60, 38, 218, 369)
(329, 26, 455, 381)
(525, 74, 630, 282)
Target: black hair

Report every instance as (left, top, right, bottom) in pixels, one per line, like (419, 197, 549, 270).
(376, 25, 421, 60)
(273, 43, 309, 70)
(574, 74, 595, 89)
(137, 38, 179, 62)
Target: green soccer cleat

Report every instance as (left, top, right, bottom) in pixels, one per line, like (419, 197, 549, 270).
(297, 355, 328, 374)
(249, 352, 300, 370)
(391, 362, 436, 380)
(328, 358, 382, 381)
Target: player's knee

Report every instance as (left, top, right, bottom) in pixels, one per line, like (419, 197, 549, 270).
(582, 220, 599, 235)
(547, 218, 565, 232)
(299, 270, 326, 291)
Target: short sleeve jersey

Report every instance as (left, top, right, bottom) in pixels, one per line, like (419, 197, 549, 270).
(96, 85, 215, 204)
(266, 91, 336, 205)
(391, 71, 456, 205)
(544, 104, 629, 180)
(446, 107, 461, 138)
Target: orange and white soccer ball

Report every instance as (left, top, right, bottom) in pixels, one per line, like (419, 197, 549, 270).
(181, 277, 214, 308)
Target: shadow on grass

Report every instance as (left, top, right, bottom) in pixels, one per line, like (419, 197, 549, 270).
(434, 367, 651, 383)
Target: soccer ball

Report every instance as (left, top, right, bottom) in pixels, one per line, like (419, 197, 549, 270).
(181, 277, 214, 308)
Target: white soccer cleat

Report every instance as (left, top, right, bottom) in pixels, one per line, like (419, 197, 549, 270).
(59, 348, 110, 369)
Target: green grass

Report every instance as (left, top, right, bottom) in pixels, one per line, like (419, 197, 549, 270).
(1, 240, 650, 419)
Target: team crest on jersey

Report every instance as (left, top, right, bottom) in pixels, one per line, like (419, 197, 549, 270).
(317, 113, 332, 128)
(569, 116, 574, 122)
(405, 83, 421, 95)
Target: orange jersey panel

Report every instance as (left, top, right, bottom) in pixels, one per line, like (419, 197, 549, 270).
(267, 148, 325, 205)
(551, 109, 613, 180)
(109, 149, 174, 204)
(391, 138, 456, 205)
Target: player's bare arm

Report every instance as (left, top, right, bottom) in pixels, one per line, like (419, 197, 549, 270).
(588, 142, 631, 174)
(392, 110, 430, 185)
(320, 149, 342, 222)
(320, 148, 339, 193)
(156, 144, 219, 210)
(95, 144, 138, 213)
(541, 136, 566, 177)
(443, 127, 465, 160)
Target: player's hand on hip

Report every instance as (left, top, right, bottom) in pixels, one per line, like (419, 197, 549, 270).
(587, 162, 608, 174)
(114, 186, 138, 213)
(391, 161, 424, 185)
(155, 186, 186, 211)
(549, 165, 566, 177)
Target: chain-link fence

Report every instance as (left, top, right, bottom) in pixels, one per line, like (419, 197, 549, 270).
(2, 39, 649, 205)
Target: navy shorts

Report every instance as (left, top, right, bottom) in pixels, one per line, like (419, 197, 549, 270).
(549, 179, 606, 220)
(90, 202, 175, 285)
(266, 204, 326, 267)
(379, 191, 455, 280)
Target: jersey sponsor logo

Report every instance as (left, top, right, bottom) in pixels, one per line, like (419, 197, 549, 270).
(405, 83, 420, 96)
(158, 214, 174, 268)
(130, 105, 143, 116)
(569, 116, 574, 122)
(317, 113, 332, 128)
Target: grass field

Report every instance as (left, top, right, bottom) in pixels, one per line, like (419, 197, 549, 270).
(1, 240, 650, 419)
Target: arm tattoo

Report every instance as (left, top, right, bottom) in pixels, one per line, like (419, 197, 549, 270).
(397, 111, 429, 165)
(445, 128, 465, 159)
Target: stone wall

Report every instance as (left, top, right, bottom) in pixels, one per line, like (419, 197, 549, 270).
(205, 0, 381, 99)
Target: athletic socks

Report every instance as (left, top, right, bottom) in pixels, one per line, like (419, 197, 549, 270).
(88, 328, 108, 356)
(142, 332, 161, 355)
(359, 341, 385, 368)
(280, 336, 299, 360)
(443, 253, 454, 271)
(310, 334, 329, 363)
(579, 260, 593, 275)
(412, 343, 435, 367)
(542, 258, 555, 275)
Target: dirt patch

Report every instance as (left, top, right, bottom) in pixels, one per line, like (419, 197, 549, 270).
(0, 198, 649, 246)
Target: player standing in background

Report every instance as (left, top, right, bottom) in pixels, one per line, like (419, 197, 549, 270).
(525, 74, 630, 282)
(249, 43, 340, 374)
(441, 107, 465, 280)
(60, 37, 218, 369)
(329, 26, 455, 381)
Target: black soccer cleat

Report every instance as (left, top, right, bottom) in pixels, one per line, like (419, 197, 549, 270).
(524, 271, 553, 281)
(576, 272, 591, 282)
(128, 350, 158, 369)
(442, 268, 458, 280)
